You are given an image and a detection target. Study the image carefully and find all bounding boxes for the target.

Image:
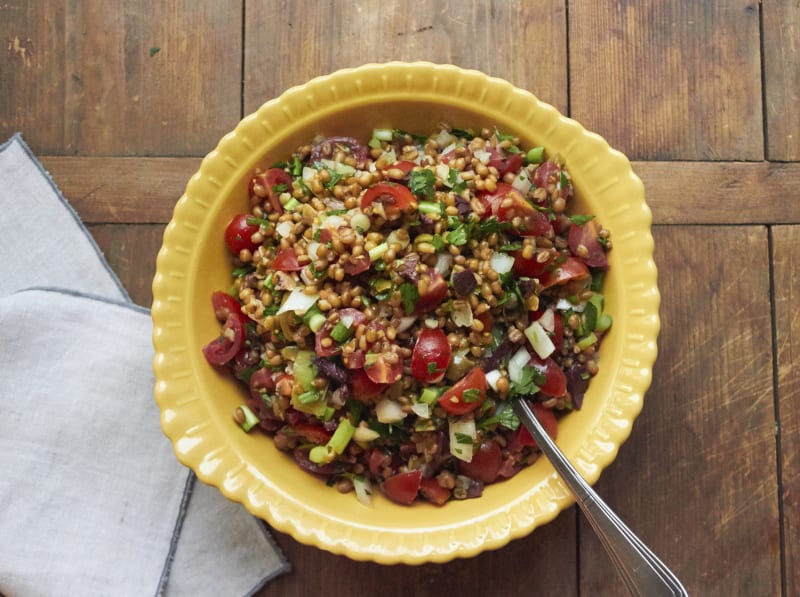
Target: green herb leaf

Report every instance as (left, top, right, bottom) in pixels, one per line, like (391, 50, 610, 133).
(446, 222, 469, 246)
(508, 365, 544, 398)
(472, 216, 512, 239)
(495, 129, 516, 142)
(149, 47, 160, 56)
(450, 127, 475, 139)
(461, 388, 482, 403)
(431, 234, 446, 252)
(426, 362, 444, 374)
(559, 170, 570, 190)
(454, 432, 474, 445)
(569, 214, 595, 226)
(272, 183, 288, 194)
(499, 243, 523, 252)
(246, 216, 272, 227)
(231, 265, 255, 278)
(409, 169, 436, 200)
(478, 405, 521, 431)
(392, 128, 428, 145)
(399, 282, 419, 315)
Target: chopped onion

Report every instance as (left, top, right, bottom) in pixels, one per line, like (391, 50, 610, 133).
(508, 346, 531, 384)
(411, 402, 430, 419)
(353, 475, 373, 507)
(353, 426, 380, 443)
(490, 251, 514, 275)
(396, 316, 417, 333)
(302, 166, 316, 182)
(381, 148, 397, 165)
(276, 221, 294, 238)
(525, 320, 555, 359)
(511, 171, 532, 195)
(436, 127, 455, 148)
(376, 398, 405, 424)
(449, 418, 476, 462)
(434, 252, 453, 276)
(485, 369, 502, 392)
(451, 300, 474, 328)
(373, 128, 393, 141)
(307, 242, 321, 260)
(277, 288, 319, 316)
(538, 308, 555, 332)
(320, 159, 355, 177)
(350, 212, 371, 234)
(340, 312, 356, 328)
(474, 149, 492, 164)
(320, 214, 345, 230)
(435, 163, 450, 183)
(556, 297, 585, 312)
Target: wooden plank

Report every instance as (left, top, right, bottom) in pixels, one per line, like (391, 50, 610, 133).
(40, 156, 200, 224)
(773, 225, 800, 597)
(88, 224, 165, 308)
(569, 1, 763, 161)
(40, 156, 800, 225)
(243, 0, 568, 115)
(263, 512, 577, 597)
(763, 0, 800, 160)
(579, 226, 780, 595)
(0, 1, 241, 156)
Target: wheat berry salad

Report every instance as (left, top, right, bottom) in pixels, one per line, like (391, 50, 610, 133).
(201, 126, 613, 506)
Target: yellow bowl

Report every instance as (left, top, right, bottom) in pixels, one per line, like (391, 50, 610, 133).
(152, 62, 658, 564)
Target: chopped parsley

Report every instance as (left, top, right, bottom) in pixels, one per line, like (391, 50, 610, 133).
(409, 169, 436, 200)
(508, 365, 545, 398)
(393, 128, 428, 145)
(569, 214, 595, 226)
(450, 127, 475, 139)
(498, 242, 523, 252)
(399, 282, 419, 315)
(454, 432, 474, 445)
(478, 406, 521, 431)
(461, 388, 482, 403)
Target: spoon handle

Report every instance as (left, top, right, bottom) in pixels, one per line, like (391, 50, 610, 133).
(512, 400, 689, 597)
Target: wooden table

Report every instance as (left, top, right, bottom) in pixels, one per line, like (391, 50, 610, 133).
(2, 2, 798, 595)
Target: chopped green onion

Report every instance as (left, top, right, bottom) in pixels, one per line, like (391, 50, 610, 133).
(307, 312, 326, 333)
(419, 387, 442, 405)
(245, 216, 271, 227)
(417, 200, 441, 215)
(577, 333, 598, 351)
(234, 404, 260, 432)
(368, 242, 388, 261)
(595, 313, 613, 332)
(283, 198, 300, 211)
(297, 390, 319, 404)
(525, 146, 546, 164)
(330, 320, 354, 343)
(372, 128, 394, 141)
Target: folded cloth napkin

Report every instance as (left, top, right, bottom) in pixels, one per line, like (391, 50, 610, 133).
(0, 134, 289, 596)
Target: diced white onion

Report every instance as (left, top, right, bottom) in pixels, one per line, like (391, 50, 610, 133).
(277, 288, 319, 316)
(320, 158, 356, 177)
(353, 426, 380, 443)
(302, 166, 316, 182)
(435, 163, 450, 183)
(525, 320, 555, 359)
(556, 297, 585, 312)
(320, 215, 345, 230)
(353, 476, 373, 507)
(340, 312, 355, 328)
(436, 128, 455, 148)
(434, 252, 453, 276)
(307, 242, 321, 260)
(411, 403, 430, 419)
(424, 318, 439, 329)
(511, 171, 532, 195)
(351, 212, 371, 234)
(452, 348, 470, 367)
(508, 346, 532, 384)
(376, 398, 406, 424)
(538, 308, 555, 332)
(490, 251, 514, 275)
(396, 316, 417, 333)
(276, 221, 294, 238)
(381, 149, 397, 165)
(449, 418, 476, 462)
(451, 300, 474, 328)
(474, 149, 492, 164)
(485, 369, 502, 392)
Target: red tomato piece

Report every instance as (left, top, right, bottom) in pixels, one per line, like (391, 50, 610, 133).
(382, 470, 423, 505)
(250, 168, 292, 213)
(489, 150, 522, 178)
(568, 219, 609, 268)
(292, 422, 333, 445)
(342, 350, 366, 369)
(349, 368, 387, 401)
(389, 160, 416, 175)
(552, 312, 565, 350)
(419, 477, 451, 505)
(211, 291, 246, 325)
(248, 367, 276, 400)
(273, 247, 303, 272)
(509, 403, 558, 451)
(202, 314, 244, 366)
(410, 328, 451, 384)
(368, 448, 392, 477)
(364, 353, 403, 384)
(528, 354, 567, 397)
(414, 270, 448, 314)
(512, 249, 552, 278)
(540, 256, 591, 289)
(458, 439, 503, 484)
(438, 368, 487, 415)
(495, 194, 552, 238)
(361, 182, 417, 220)
(224, 214, 261, 254)
(532, 160, 561, 190)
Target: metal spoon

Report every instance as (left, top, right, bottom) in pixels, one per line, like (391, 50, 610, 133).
(512, 399, 689, 597)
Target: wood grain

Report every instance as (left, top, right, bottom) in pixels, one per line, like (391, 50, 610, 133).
(0, 1, 241, 156)
(579, 226, 780, 596)
(773, 225, 800, 597)
(39, 156, 800, 225)
(243, 0, 568, 115)
(763, 0, 800, 160)
(264, 511, 578, 597)
(88, 224, 165, 307)
(569, 0, 763, 161)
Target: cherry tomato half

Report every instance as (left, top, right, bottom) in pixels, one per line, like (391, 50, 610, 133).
(250, 168, 292, 213)
(528, 354, 567, 398)
(419, 477, 451, 505)
(211, 291, 246, 325)
(414, 270, 448, 315)
(315, 308, 367, 357)
(568, 219, 608, 268)
(202, 313, 244, 366)
(361, 182, 417, 220)
(224, 214, 261, 254)
(458, 439, 503, 483)
(273, 247, 303, 272)
(509, 402, 558, 450)
(540, 256, 591, 289)
(512, 249, 552, 278)
(339, 253, 371, 276)
(349, 368, 387, 401)
(364, 352, 403, 384)
(382, 470, 422, 505)
(389, 160, 416, 175)
(410, 328, 451, 384)
(438, 367, 487, 415)
(488, 149, 523, 178)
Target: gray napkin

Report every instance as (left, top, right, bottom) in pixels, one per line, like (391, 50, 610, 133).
(0, 134, 289, 596)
